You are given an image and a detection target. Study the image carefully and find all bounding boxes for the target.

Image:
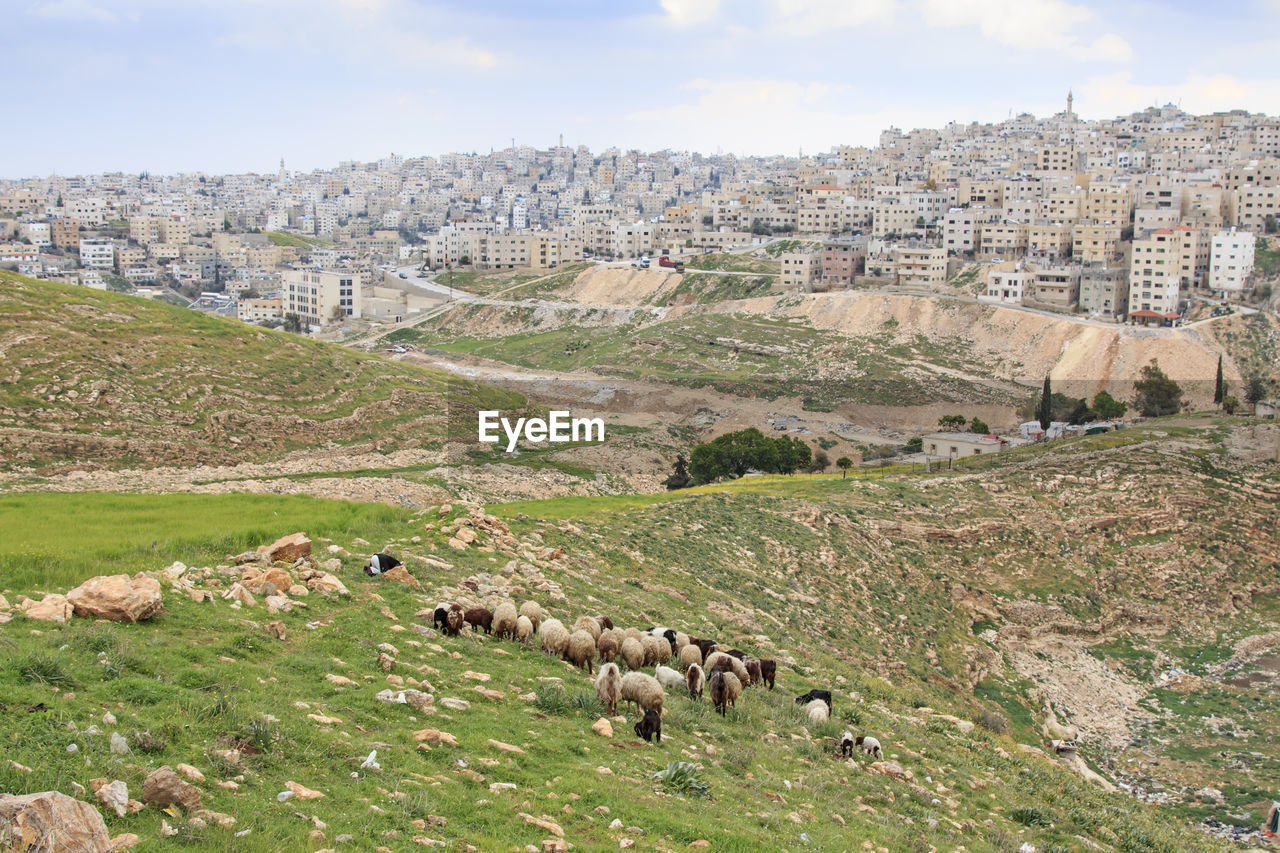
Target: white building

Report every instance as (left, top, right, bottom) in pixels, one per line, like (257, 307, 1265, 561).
(283, 269, 362, 329)
(1209, 227, 1256, 295)
(981, 262, 1028, 305)
(79, 237, 115, 270)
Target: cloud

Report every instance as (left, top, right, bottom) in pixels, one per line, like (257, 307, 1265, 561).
(27, 0, 117, 22)
(1079, 71, 1280, 117)
(626, 77, 938, 154)
(660, 0, 723, 28)
(215, 0, 496, 70)
(768, 0, 895, 34)
(918, 0, 1130, 61)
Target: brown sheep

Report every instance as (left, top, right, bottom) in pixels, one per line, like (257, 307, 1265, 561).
(464, 607, 494, 635)
(743, 658, 763, 687)
(709, 670, 741, 716)
(445, 604, 465, 636)
(619, 636, 645, 671)
(705, 651, 749, 683)
(597, 633, 620, 663)
(596, 615, 614, 631)
(686, 663, 705, 700)
(759, 659, 777, 690)
(567, 629, 596, 674)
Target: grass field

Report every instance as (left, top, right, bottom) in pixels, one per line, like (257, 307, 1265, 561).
(0, 459, 1245, 851)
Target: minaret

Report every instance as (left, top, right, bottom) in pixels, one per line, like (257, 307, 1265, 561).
(1067, 90, 1074, 117)
(278, 157, 286, 181)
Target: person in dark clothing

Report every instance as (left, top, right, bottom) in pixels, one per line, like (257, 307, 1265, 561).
(366, 552, 402, 576)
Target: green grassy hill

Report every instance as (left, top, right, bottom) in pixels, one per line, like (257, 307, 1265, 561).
(2, 420, 1275, 851)
(0, 272, 518, 474)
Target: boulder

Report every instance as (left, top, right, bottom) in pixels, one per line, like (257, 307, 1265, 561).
(307, 573, 349, 596)
(222, 583, 255, 607)
(592, 718, 614, 738)
(21, 593, 73, 623)
(240, 567, 293, 596)
(67, 574, 163, 622)
(264, 620, 287, 640)
(141, 766, 202, 811)
(382, 566, 420, 589)
(258, 532, 311, 564)
(0, 791, 113, 852)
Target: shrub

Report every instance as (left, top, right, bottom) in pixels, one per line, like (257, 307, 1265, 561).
(569, 690, 603, 717)
(1011, 805, 1051, 827)
(16, 651, 72, 686)
(652, 762, 711, 798)
(974, 709, 1009, 734)
(534, 683, 570, 715)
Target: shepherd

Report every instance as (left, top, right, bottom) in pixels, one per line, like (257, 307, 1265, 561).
(366, 552, 402, 576)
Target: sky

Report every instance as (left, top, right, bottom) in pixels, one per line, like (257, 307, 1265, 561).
(6, 0, 1280, 177)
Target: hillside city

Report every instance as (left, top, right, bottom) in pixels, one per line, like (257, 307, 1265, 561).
(2, 94, 1277, 334)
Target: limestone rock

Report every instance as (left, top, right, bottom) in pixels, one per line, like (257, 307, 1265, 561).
(439, 698, 470, 711)
(66, 574, 163, 623)
(240, 567, 293, 596)
(264, 620, 287, 640)
(0, 792, 113, 853)
(109, 832, 141, 850)
(141, 766, 202, 811)
(258, 532, 311, 564)
(95, 780, 129, 818)
(222, 583, 255, 607)
(592, 718, 614, 738)
(383, 566, 420, 588)
(285, 781, 324, 800)
(413, 729, 457, 747)
(307, 573, 349, 596)
(176, 764, 205, 783)
(21, 593, 73, 623)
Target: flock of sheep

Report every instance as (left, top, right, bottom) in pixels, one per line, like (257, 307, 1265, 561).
(430, 600, 883, 758)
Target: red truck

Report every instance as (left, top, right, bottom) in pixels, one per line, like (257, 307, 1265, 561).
(658, 255, 685, 272)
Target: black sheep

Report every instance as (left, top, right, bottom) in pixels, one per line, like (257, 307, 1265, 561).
(634, 707, 661, 743)
(794, 689, 832, 709)
(759, 659, 777, 690)
(432, 606, 449, 631)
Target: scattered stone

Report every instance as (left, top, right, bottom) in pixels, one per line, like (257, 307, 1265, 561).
(109, 732, 129, 755)
(264, 620, 287, 640)
(285, 781, 324, 800)
(404, 690, 433, 713)
(308, 573, 349, 596)
(222, 583, 256, 608)
(325, 674, 356, 687)
(109, 832, 141, 850)
(20, 593, 74, 623)
(95, 780, 129, 818)
(196, 809, 236, 830)
(308, 713, 343, 726)
(440, 698, 470, 712)
(258, 532, 311, 564)
(413, 729, 457, 747)
(462, 671, 490, 682)
(240, 567, 293, 596)
(518, 814, 564, 837)
(176, 764, 205, 783)
(142, 767, 202, 811)
(690, 841, 711, 849)
(489, 783, 518, 793)
(67, 574, 163, 622)
(592, 718, 614, 738)
(488, 739, 525, 755)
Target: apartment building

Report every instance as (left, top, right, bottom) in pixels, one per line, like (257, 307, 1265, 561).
(779, 249, 821, 290)
(1079, 264, 1129, 318)
(1209, 227, 1256, 294)
(982, 262, 1029, 304)
(51, 217, 80, 250)
(283, 269, 362, 328)
(978, 222, 1029, 259)
(1127, 228, 1186, 314)
(1072, 222, 1125, 263)
(238, 297, 283, 324)
(79, 237, 114, 270)
(820, 241, 865, 287)
(895, 246, 946, 288)
(1026, 265, 1081, 311)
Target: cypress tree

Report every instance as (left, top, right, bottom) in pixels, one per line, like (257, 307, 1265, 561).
(1036, 376, 1053, 430)
(1213, 354, 1224, 405)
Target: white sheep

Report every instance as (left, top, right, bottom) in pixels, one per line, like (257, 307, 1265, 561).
(595, 662, 622, 715)
(515, 614, 534, 645)
(855, 735, 882, 759)
(619, 671, 664, 714)
(567, 629, 596, 674)
(518, 600, 543, 632)
(805, 698, 829, 727)
(654, 664, 685, 692)
(539, 618, 570, 659)
(492, 600, 518, 639)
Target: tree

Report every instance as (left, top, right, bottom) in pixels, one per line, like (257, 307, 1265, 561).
(1066, 398, 1096, 425)
(1133, 360, 1182, 417)
(1244, 376, 1268, 407)
(938, 414, 967, 432)
(809, 450, 830, 474)
(283, 313, 303, 333)
(1036, 376, 1053, 429)
(1266, 214, 1278, 235)
(902, 436, 923, 454)
(701, 215, 714, 226)
(969, 417, 989, 434)
(1213, 354, 1224, 405)
(1091, 390, 1127, 420)
(836, 456, 853, 478)
(662, 453, 693, 490)
(458, 255, 471, 266)
(1222, 394, 1239, 415)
